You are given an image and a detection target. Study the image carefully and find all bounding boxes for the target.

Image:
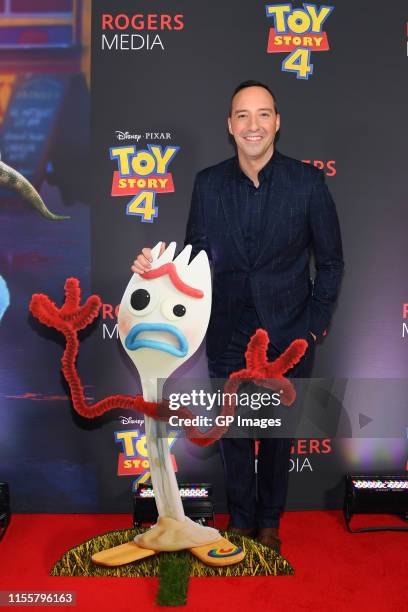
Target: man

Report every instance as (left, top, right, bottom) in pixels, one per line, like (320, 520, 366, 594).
(132, 80, 344, 551)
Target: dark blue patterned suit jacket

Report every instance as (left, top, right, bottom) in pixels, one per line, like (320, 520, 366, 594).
(185, 150, 344, 360)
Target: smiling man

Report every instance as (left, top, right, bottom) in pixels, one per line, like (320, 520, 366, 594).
(132, 80, 344, 552)
(183, 80, 343, 551)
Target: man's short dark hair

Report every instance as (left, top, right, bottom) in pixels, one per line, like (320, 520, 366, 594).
(229, 80, 278, 116)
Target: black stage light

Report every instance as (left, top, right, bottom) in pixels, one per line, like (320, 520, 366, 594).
(344, 475, 408, 533)
(0, 482, 10, 542)
(133, 483, 215, 527)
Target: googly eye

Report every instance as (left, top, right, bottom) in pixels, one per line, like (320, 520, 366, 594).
(128, 286, 157, 316)
(161, 297, 187, 321)
(131, 289, 150, 310)
(173, 304, 186, 317)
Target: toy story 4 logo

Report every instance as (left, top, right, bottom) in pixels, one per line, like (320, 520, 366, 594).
(115, 429, 178, 490)
(110, 144, 179, 222)
(265, 3, 334, 80)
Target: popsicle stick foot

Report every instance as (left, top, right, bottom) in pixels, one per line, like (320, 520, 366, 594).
(189, 537, 245, 567)
(91, 541, 158, 567)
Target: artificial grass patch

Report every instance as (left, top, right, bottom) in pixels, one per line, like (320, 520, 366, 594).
(157, 556, 190, 606)
(51, 527, 294, 578)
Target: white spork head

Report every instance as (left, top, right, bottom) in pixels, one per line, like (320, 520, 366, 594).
(118, 242, 212, 396)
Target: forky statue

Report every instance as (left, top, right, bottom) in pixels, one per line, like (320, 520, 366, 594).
(30, 241, 307, 568)
(113, 240, 242, 566)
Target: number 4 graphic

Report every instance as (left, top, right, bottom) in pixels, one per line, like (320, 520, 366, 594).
(126, 190, 158, 222)
(282, 48, 314, 80)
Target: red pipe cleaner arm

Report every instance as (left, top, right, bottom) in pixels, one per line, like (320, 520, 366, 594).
(182, 332, 308, 446)
(29, 278, 159, 420)
(29, 278, 308, 447)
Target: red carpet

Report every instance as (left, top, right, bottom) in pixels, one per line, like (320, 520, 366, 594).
(0, 511, 407, 611)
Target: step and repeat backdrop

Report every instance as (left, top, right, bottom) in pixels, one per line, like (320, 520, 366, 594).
(1, 0, 407, 513)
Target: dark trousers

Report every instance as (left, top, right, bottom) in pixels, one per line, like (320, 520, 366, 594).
(208, 306, 315, 529)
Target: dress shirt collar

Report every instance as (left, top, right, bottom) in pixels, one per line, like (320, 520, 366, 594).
(233, 149, 277, 185)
